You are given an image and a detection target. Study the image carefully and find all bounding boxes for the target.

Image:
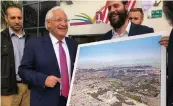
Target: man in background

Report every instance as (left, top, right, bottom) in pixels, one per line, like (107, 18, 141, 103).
(1, 5, 31, 106)
(128, 8, 144, 25)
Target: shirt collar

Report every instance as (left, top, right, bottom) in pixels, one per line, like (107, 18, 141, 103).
(49, 33, 66, 45)
(112, 21, 131, 36)
(9, 27, 25, 38)
(126, 21, 131, 34)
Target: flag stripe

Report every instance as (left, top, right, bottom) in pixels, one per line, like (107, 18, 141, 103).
(128, 0, 133, 11)
(103, 8, 108, 23)
(131, 0, 136, 9)
(102, 1, 109, 22)
(128, 0, 136, 11)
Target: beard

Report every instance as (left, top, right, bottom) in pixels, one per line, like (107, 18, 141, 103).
(108, 8, 128, 29)
(12, 24, 22, 32)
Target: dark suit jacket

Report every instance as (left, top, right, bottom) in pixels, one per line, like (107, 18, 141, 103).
(167, 29, 173, 106)
(18, 35, 78, 106)
(1, 28, 33, 95)
(98, 23, 154, 41)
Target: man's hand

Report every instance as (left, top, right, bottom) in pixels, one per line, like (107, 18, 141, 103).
(45, 76, 61, 88)
(159, 36, 170, 48)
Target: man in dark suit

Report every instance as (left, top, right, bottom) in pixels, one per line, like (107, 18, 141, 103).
(18, 6, 78, 106)
(1, 5, 32, 106)
(98, 0, 169, 48)
(98, 0, 154, 41)
(162, 1, 173, 106)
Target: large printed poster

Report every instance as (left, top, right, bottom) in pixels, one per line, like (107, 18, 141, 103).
(67, 33, 166, 106)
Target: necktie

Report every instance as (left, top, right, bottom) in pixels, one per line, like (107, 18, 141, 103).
(59, 41, 69, 97)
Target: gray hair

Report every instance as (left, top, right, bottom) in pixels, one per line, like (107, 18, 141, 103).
(45, 6, 63, 30)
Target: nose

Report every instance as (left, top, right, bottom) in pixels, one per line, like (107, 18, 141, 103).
(109, 6, 117, 12)
(131, 20, 135, 23)
(60, 21, 67, 26)
(14, 18, 20, 24)
(60, 19, 69, 26)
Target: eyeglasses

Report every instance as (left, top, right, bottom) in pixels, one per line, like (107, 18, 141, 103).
(51, 18, 70, 23)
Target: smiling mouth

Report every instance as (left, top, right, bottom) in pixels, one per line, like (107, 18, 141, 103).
(112, 14, 118, 18)
(58, 27, 67, 31)
(111, 14, 119, 20)
(110, 12, 119, 18)
(58, 27, 66, 29)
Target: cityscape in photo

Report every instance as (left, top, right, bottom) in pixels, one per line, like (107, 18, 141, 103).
(69, 36, 162, 106)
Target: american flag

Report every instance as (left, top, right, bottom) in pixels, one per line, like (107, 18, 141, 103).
(102, 0, 136, 24)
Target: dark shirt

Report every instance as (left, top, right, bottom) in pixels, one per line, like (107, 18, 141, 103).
(167, 28, 173, 106)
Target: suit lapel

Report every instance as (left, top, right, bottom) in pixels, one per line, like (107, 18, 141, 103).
(43, 35, 59, 70)
(105, 30, 113, 40)
(65, 37, 74, 76)
(128, 23, 136, 36)
(42, 36, 74, 76)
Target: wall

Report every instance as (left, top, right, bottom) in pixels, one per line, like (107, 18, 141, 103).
(1, 1, 172, 35)
(136, 1, 172, 33)
(61, 1, 112, 35)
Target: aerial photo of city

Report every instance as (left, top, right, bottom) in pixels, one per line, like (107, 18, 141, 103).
(68, 35, 162, 106)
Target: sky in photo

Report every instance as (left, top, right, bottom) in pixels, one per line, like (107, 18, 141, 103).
(77, 35, 162, 68)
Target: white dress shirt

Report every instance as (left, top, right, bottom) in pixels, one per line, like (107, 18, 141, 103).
(49, 33, 71, 83)
(111, 21, 131, 39)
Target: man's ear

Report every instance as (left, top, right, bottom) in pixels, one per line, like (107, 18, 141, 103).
(5, 15, 8, 23)
(46, 20, 51, 29)
(124, 3, 129, 11)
